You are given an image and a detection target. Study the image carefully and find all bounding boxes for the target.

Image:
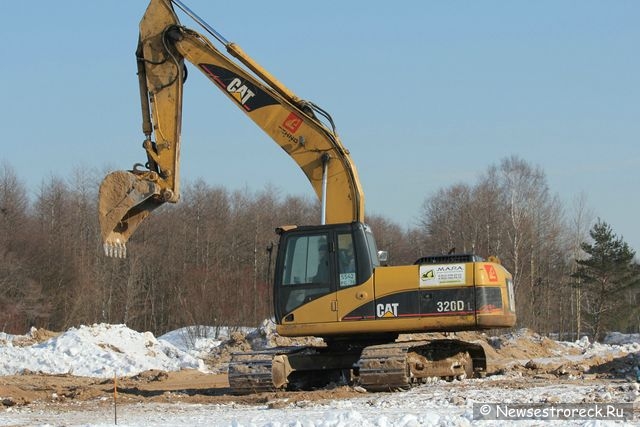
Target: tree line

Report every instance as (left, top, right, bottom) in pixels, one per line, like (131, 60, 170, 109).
(0, 157, 638, 341)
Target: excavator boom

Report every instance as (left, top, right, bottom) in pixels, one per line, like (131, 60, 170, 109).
(98, 0, 364, 256)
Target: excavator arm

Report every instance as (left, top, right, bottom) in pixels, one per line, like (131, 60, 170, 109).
(99, 0, 364, 257)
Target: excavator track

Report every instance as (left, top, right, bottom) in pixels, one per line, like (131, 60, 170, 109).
(357, 343, 411, 391)
(357, 339, 486, 392)
(227, 339, 486, 394)
(228, 346, 358, 394)
(228, 347, 302, 394)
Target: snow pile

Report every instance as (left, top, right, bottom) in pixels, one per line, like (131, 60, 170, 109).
(561, 334, 640, 361)
(0, 331, 17, 344)
(159, 324, 251, 359)
(0, 321, 297, 380)
(0, 323, 205, 378)
(605, 332, 640, 346)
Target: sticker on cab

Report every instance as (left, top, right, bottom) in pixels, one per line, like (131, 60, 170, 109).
(420, 264, 466, 287)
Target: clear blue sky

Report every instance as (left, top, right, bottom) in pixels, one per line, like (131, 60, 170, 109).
(1, 1, 638, 253)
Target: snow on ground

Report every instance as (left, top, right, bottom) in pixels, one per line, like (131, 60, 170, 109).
(1, 323, 640, 426)
(3, 379, 639, 427)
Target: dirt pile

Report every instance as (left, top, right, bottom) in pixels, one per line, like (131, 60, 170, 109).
(479, 329, 639, 380)
(0, 327, 60, 347)
(204, 319, 323, 370)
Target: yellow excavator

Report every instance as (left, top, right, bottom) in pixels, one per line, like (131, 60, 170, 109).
(98, 0, 516, 392)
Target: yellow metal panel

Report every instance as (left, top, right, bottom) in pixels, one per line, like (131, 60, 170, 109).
(373, 265, 421, 296)
(281, 293, 337, 324)
(336, 278, 375, 320)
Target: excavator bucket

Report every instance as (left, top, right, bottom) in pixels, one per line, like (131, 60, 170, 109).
(98, 170, 162, 258)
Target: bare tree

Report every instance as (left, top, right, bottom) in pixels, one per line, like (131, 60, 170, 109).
(418, 156, 568, 331)
(565, 193, 594, 339)
(0, 162, 45, 332)
(366, 214, 416, 265)
(419, 184, 476, 254)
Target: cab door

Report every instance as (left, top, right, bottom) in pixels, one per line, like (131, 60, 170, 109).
(335, 226, 377, 322)
(274, 231, 338, 324)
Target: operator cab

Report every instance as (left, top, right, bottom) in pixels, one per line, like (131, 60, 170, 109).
(273, 222, 380, 322)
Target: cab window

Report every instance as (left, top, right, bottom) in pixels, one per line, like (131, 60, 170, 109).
(279, 234, 331, 313)
(281, 234, 329, 285)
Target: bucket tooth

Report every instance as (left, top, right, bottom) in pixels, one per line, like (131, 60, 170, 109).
(104, 241, 127, 259)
